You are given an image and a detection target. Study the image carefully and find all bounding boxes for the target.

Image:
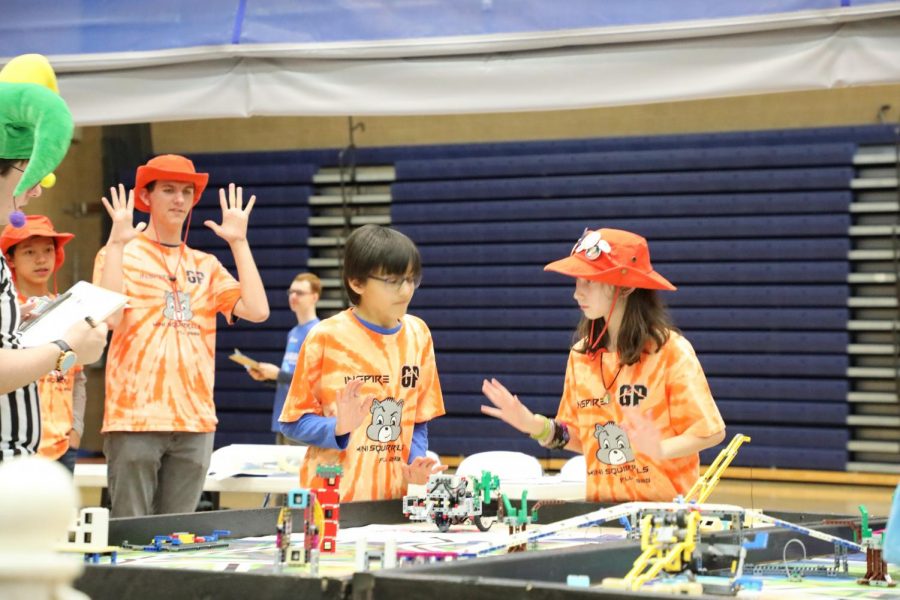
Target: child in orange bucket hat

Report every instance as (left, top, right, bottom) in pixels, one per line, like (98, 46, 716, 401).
(0, 215, 86, 472)
(481, 228, 726, 502)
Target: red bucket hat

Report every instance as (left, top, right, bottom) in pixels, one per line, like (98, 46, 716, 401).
(544, 228, 675, 291)
(133, 154, 209, 213)
(0, 214, 73, 272)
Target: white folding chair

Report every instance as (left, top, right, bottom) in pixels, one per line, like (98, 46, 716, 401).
(456, 451, 543, 480)
(559, 455, 586, 482)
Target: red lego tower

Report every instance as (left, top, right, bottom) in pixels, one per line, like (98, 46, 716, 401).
(315, 464, 343, 553)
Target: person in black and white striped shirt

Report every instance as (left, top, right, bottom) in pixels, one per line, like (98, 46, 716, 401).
(0, 54, 108, 461)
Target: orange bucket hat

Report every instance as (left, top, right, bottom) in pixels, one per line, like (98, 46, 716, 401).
(544, 228, 675, 291)
(0, 214, 73, 273)
(133, 154, 209, 213)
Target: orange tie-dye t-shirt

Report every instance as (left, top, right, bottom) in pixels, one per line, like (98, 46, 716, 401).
(93, 234, 241, 433)
(280, 309, 445, 501)
(556, 332, 725, 503)
(35, 366, 83, 459)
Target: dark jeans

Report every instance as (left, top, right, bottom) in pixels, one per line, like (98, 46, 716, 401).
(58, 447, 78, 473)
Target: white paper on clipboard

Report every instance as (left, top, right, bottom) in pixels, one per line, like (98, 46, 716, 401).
(19, 281, 128, 347)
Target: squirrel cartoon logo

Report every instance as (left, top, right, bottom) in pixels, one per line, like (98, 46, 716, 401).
(366, 398, 403, 443)
(163, 290, 193, 322)
(593, 422, 635, 465)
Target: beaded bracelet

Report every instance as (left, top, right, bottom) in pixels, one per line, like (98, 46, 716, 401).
(529, 414, 552, 441)
(539, 419, 570, 450)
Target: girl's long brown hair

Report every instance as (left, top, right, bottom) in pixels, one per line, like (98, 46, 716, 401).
(573, 288, 677, 365)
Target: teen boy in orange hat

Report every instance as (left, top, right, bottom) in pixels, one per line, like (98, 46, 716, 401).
(1, 215, 86, 472)
(482, 228, 725, 502)
(94, 154, 270, 517)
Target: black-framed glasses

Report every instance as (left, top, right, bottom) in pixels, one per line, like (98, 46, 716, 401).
(369, 274, 422, 291)
(10, 165, 24, 174)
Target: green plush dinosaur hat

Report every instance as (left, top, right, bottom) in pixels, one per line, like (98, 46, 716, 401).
(0, 54, 73, 196)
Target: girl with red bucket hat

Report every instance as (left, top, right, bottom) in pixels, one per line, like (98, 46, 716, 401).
(1, 215, 86, 473)
(481, 228, 725, 502)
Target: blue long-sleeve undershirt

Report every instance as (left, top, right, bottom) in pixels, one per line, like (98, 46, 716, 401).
(279, 415, 429, 464)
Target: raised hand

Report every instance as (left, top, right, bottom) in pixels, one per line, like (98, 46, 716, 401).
(401, 456, 447, 485)
(204, 183, 255, 245)
(334, 378, 375, 436)
(480, 378, 542, 436)
(101, 183, 146, 246)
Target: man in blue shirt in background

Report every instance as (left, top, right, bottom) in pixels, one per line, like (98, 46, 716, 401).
(248, 273, 320, 445)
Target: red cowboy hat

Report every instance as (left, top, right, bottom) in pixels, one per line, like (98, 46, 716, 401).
(544, 228, 676, 291)
(0, 214, 73, 273)
(133, 154, 208, 213)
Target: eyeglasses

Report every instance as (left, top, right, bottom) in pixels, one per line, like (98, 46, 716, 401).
(9, 165, 40, 192)
(287, 289, 313, 297)
(368, 274, 422, 291)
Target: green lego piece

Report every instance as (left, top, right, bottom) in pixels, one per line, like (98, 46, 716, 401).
(472, 470, 500, 504)
(316, 464, 344, 479)
(859, 505, 872, 540)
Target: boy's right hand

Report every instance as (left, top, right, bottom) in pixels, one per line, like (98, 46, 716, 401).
(101, 183, 146, 246)
(62, 319, 109, 366)
(480, 378, 544, 437)
(334, 378, 375, 436)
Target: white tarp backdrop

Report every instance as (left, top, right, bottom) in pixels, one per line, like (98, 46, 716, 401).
(3, 1, 900, 124)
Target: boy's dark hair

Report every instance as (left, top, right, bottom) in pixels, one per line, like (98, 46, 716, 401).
(0, 159, 23, 176)
(342, 224, 421, 305)
(574, 288, 676, 365)
(5, 236, 58, 258)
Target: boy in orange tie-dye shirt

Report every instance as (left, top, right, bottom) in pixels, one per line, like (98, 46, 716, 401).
(94, 155, 270, 517)
(1, 215, 86, 473)
(482, 228, 725, 502)
(280, 225, 446, 501)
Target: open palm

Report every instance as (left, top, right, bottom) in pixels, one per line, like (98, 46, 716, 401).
(204, 183, 255, 244)
(101, 183, 146, 245)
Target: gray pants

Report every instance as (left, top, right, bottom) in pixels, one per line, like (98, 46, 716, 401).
(104, 431, 214, 518)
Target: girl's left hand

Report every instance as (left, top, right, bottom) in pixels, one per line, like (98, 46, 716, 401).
(622, 410, 663, 461)
(401, 456, 447, 485)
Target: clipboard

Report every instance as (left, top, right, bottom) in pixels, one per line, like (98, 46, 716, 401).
(19, 281, 128, 347)
(229, 348, 261, 370)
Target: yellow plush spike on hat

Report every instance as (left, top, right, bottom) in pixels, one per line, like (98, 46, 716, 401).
(0, 54, 72, 197)
(0, 54, 59, 93)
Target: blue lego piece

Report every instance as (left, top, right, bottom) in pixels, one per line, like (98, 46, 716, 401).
(884, 483, 900, 564)
(619, 516, 633, 532)
(287, 487, 310, 509)
(742, 532, 769, 550)
(566, 574, 590, 587)
(734, 576, 763, 591)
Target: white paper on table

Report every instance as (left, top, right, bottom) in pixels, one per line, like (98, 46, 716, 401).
(207, 444, 307, 480)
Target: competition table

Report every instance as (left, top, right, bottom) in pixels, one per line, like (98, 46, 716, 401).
(72, 500, 875, 600)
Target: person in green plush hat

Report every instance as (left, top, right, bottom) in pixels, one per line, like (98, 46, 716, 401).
(0, 54, 108, 460)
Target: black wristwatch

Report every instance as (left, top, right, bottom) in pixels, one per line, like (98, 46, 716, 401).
(51, 339, 77, 373)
